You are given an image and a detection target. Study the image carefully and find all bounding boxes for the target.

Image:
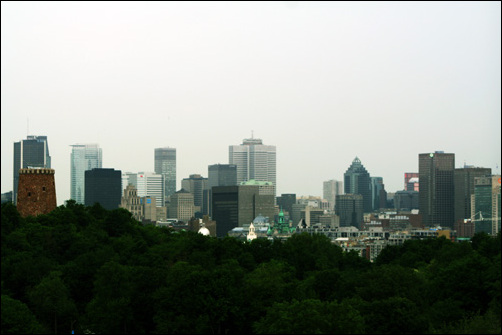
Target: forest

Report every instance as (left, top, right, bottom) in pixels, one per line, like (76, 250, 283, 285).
(1, 200, 501, 334)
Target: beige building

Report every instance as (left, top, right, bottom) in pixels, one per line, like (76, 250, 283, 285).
(121, 184, 166, 222)
(167, 189, 195, 222)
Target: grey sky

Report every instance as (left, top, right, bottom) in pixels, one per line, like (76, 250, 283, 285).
(2, 1, 501, 206)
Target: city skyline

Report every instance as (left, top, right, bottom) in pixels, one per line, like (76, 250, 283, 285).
(2, 2, 501, 206)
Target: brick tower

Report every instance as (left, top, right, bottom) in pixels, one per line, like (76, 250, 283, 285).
(16, 168, 57, 217)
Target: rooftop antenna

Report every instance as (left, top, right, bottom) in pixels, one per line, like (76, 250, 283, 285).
(251, 130, 254, 139)
(27, 117, 29, 136)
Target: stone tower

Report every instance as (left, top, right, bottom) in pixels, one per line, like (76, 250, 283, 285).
(16, 168, 57, 217)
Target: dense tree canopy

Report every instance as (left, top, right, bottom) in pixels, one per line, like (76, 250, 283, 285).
(1, 201, 500, 334)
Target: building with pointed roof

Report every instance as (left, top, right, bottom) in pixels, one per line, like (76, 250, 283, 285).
(344, 157, 372, 212)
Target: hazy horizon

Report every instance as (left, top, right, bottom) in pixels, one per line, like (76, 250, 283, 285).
(2, 1, 501, 206)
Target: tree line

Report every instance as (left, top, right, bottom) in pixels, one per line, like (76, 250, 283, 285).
(1, 200, 500, 334)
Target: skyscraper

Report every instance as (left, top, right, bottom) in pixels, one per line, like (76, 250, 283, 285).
(70, 144, 102, 204)
(344, 157, 372, 212)
(419, 151, 455, 228)
(323, 180, 343, 211)
(370, 177, 387, 211)
(181, 174, 208, 211)
(229, 137, 276, 195)
(473, 175, 501, 235)
(205, 164, 238, 216)
(85, 168, 122, 210)
(335, 194, 364, 228)
(124, 172, 164, 206)
(453, 166, 491, 224)
(13, 135, 51, 204)
(155, 148, 176, 202)
(212, 185, 275, 237)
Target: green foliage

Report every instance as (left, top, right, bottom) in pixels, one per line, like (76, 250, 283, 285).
(1, 202, 500, 334)
(1, 294, 45, 334)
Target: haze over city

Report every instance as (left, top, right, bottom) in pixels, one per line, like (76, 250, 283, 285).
(2, 1, 501, 206)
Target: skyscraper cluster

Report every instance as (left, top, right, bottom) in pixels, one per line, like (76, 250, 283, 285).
(9, 135, 501, 238)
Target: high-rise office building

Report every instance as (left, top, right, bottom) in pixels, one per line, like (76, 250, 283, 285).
(454, 166, 491, 224)
(323, 180, 343, 211)
(70, 144, 102, 204)
(370, 177, 387, 211)
(13, 135, 51, 204)
(229, 137, 276, 195)
(155, 148, 176, 202)
(208, 164, 237, 188)
(212, 185, 275, 237)
(123, 172, 163, 206)
(419, 151, 455, 228)
(335, 194, 364, 228)
(181, 174, 208, 211)
(394, 190, 419, 210)
(344, 157, 372, 212)
(168, 189, 196, 222)
(473, 175, 501, 235)
(85, 168, 122, 210)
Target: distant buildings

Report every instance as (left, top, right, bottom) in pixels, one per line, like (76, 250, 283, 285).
(229, 137, 276, 195)
(370, 176, 387, 211)
(453, 166, 491, 225)
(419, 151, 455, 228)
(167, 189, 195, 222)
(212, 185, 275, 237)
(323, 180, 343, 211)
(335, 194, 364, 229)
(123, 172, 163, 206)
(205, 164, 238, 216)
(404, 172, 419, 191)
(13, 135, 51, 204)
(344, 157, 372, 212)
(85, 168, 121, 210)
(473, 175, 501, 235)
(120, 184, 166, 223)
(394, 191, 419, 211)
(154, 147, 176, 202)
(70, 144, 102, 204)
(181, 174, 208, 214)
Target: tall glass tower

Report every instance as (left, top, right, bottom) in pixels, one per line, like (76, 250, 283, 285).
(70, 144, 102, 204)
(155, 148, 176, 202)
(13, 135, 51, 204)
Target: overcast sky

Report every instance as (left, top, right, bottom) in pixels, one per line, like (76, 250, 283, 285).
(2, 1, 501, 206)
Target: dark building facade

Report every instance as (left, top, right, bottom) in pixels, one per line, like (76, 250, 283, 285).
(205, 164, 238, 216)
(16, 168, 57, 217)
(394, 190, 419, 210)
(335, 194, 364, 228)
(453, 166, 491, 224)
(85, 168, 122, 210)
(13, 135, 51, 204)
(419, 152, 455, 228)
(212, 185, 275, 237)
(276, 193, 296, 218)
(344, 157, 372, 212)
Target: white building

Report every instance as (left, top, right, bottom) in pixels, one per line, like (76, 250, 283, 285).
(229, 137, 276, 195)
(123, 172, 164, 206)
(70, 144, 102, 204)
